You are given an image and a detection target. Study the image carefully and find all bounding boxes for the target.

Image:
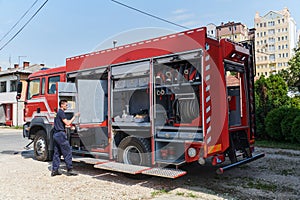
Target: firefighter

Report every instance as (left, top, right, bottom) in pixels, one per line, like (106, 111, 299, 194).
(51, 99, 80, 176)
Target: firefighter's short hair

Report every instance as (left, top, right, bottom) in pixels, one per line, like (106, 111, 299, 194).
(59, 99, 68, 107)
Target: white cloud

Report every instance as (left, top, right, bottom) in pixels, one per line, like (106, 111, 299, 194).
(181, 20, 199, 27)
(172, 9, 187, 15)
(169, 8, 198, 28)
(171, 13, 195, 22)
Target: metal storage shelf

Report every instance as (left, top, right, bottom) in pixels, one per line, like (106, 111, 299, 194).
(156, 126, 203, 132)
(112, 122, 150, 127)
(154, 138, 203, 143)
(113, 86, 148, 92)
(155, 82, 201, 88)
(155, 158, 185, 166)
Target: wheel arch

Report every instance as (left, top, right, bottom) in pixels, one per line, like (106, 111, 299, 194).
(29, 117, 54, 151)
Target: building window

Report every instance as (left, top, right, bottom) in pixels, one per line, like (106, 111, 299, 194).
(285, 36, 288, 40)
(278, 37, 280, 41)
(264, 22, 266, 27)
(286, 53, 288, 57)
(229, 27, 231, 31)
(0, 81, 7, 93)
(279, 54, 281, 58)
(268, 21, 275, 26)
(265, 72, 268, 76)
(286, 44, 288, 49)
(278, 46, 281, 50)
(269, 54, 275, 61)
(285, 28, 288, 31)
(260, 23, 262, 27)
(48, 76, 60, 94)
(278, 19, 280, 24)
(257, 72, 260, 76)
(282, 19, 285, 23)
(264, 32, 266, 36)
(10, 80, 17, 92)
(268, 29, 275, 35)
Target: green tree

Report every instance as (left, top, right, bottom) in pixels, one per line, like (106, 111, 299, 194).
(280, 47, 300, 90)
(291, 116, 300, 143)
(255, 74, 290, 138)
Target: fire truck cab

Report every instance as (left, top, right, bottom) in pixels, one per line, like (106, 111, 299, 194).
(18, 27, 264, 178)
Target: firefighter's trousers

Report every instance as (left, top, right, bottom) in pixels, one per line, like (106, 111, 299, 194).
(52, 131, 73, 171)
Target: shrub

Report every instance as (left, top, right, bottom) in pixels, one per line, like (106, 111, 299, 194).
(265, 107, 290, 141)
(291, 116, 300, 143)
(281, 108, 300, 142)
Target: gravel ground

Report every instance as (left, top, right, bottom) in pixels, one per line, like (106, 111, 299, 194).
(0, 128, 299, 200)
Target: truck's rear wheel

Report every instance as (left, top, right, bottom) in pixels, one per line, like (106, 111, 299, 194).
(117, 136, 151, 166)
(33, 130, 50, 161)
(117, 136, 151, 179)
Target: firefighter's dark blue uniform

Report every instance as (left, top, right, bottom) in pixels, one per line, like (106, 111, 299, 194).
(52, 109, 73, 171)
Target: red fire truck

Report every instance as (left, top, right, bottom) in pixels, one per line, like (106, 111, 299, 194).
(18, 27, 264, 178)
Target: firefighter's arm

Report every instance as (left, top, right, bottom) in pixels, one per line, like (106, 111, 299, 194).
(62, 112, 80, 126)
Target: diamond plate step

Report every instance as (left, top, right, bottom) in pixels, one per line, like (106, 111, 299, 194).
(72, 157, 108, 165)
(94, 162, 150, 174)
(142, 168, 187, 179)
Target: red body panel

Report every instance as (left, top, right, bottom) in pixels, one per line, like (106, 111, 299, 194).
(66, 28, 206, 73)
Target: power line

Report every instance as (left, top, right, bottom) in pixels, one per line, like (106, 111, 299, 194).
(0, 0, 49, 52)
(0, 0, 39, 44)
(111, 0, 189, 30)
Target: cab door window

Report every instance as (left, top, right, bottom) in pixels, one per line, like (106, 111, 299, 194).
(27, 79, 40, 99)
(48, 76, 60, 94)
(41, 78, 46, 95)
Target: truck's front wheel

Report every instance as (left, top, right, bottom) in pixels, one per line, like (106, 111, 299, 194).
(33, 130, 50, 161)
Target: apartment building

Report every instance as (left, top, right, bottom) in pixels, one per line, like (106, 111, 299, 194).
(216, 21, 249, 42)
(254, 7, 297, 77)
(0, 62, 45, 126)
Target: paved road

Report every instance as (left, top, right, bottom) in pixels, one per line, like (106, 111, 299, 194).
(1, 128, 299, 200)
(0, 128, 28, 152)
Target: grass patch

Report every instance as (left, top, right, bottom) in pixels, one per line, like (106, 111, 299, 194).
(151, 189, 169, 197)
(187, 192, 198, 198)
(247, 180, 277, 192)
(255, 140, 300, 151)
(175, 192, 185, 196)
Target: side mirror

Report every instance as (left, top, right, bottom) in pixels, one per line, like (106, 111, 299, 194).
(16, 82, 23, 100)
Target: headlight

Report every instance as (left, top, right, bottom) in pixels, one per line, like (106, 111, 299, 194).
(188, 147, 197, 158)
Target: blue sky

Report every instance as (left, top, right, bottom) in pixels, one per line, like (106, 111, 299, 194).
(0, 0, 299, 69)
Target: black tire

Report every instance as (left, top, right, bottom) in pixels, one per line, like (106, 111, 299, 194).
(33, 130, 50, 161)
(117, 136, 151, 166)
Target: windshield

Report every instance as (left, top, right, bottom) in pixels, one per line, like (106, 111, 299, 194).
(27, 79, 40, 99)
